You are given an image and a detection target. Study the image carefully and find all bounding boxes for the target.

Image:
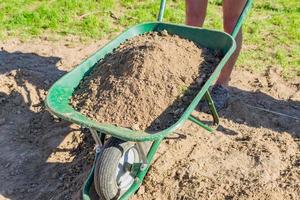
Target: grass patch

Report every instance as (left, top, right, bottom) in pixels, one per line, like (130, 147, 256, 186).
(0, 0, 299, 77)
(0, 0, 117, 39)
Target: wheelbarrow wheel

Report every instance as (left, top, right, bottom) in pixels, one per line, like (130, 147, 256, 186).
(94, 137, 144, 200)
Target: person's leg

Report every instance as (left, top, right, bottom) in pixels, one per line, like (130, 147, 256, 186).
(216, 0, 246, 86)
(185, 0, 208, 27)
(210, 0, 246, 111)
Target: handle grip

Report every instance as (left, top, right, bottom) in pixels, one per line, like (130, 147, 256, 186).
(157, 0, 253, 39)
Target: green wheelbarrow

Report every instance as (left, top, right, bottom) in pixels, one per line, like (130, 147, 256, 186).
(45, 0, 252, 199)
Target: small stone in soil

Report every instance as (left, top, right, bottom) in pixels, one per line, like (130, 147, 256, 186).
(166, 139, 174, 145)
(180, 76, 187, 83)
(160, 30, 168, 37)
(138, 185, 145, 195)
(0, 118, 6, 125)
(171, 86, 177, 96)
(236, 118, 244, 123)
(131, 123, 140, 131)
(4, 162, 10, 168)
(154, 118, 160, 124)
(5, 189, 13, 195)
(44, 80, 50, 85)
(216, 147, 222, 151)
(174, 108, 184, 115)
(182, 96, 189, 102)
(27, 188, 35, 193)
(196, 77, 204, 85)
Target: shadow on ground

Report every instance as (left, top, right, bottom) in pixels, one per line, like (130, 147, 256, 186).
(0, 50, 94, 200)
(219, 86, 300, 137)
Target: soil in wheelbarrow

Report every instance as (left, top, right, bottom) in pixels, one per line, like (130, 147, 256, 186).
(71, 31, 221, 131)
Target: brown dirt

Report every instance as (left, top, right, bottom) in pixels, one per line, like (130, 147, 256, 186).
(0, 37, 299, 200)
(0, 37, 107, 200)
(132, 68, 300, 200)
(71, 31, 220, 131)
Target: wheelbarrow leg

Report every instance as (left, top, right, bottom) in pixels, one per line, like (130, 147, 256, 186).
(90, 128, 106, 148)
(188, 91, 220, 132)
(204, 91, 219, 126)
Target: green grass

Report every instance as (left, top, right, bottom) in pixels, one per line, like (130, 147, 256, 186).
(0, 0, 299, 77)
(0, 0, 117, 39)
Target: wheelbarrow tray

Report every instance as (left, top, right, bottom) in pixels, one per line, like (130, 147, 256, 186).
(45, 22, 236, 142)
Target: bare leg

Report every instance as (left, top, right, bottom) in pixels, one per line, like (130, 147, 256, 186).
(216, 0, 246, 86)
(185, 0, 208, 27)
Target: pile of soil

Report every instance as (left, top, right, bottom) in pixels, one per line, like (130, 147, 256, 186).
(71, 31, 221, 131)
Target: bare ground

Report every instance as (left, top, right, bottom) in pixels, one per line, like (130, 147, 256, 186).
(0, 37, 107, 200)
(0, 38, 299, 200)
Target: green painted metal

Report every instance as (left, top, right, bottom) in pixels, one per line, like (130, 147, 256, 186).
(188, 115, 214, 132)
(157, 0, 166, 22)
(187, 91, 219, 132)
(82, 150, 100, 200)
(119, 139, 161, 200)
(204, 91, 219, 125)
(82, 139, 162, 200)
(45, 23, 235, 142)
(157, 0, 253, 39)
(231, 0, 253, 39)
(45, 0, 252, 199)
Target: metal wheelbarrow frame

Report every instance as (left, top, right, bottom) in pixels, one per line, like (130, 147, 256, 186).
(45, 0, 252, 199)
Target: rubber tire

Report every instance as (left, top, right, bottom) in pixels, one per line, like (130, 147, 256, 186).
(94, 138, 142, 200)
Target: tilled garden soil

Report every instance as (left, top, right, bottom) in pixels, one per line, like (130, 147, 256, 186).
(0, 37, 299, 200)
(71, 31, 220, 131)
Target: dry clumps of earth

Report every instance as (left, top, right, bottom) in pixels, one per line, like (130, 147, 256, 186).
(71, 30, 221, 131)
(1, 33, 299, 200)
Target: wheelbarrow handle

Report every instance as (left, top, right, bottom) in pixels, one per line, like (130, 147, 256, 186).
(157, 0, 253, 39)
